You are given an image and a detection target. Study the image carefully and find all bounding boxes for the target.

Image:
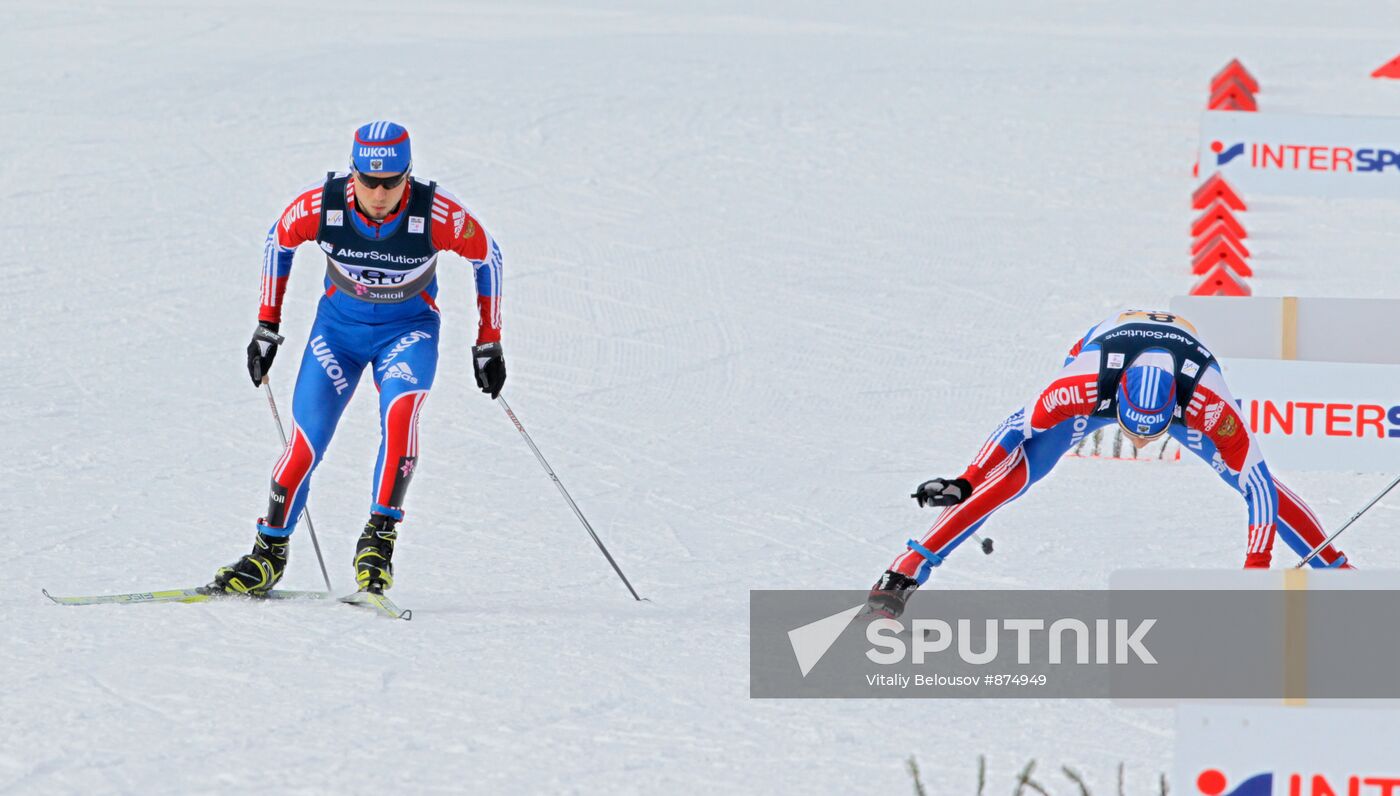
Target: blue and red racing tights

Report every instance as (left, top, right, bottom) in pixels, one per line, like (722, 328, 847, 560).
(258, 296, 439, 537)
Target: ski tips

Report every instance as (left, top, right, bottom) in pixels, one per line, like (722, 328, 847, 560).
(41, 587, 334, 606)
(44, 585, 408, 620)
(338, 590, 412, 620)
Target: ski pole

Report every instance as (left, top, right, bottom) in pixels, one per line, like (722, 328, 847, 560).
(498, 395, 643, 601)
(263, 378, 333, 592)
(1295, 471, 1400, 568)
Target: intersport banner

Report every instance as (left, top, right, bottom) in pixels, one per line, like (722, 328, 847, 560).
(1218, 359, 1400, 472)
(1198, 111, 1400, 198)
(1175, 706, 1400, 796)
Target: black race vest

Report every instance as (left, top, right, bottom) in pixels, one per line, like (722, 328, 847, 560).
(1089, 322, 1216, 424)
(317, 173, 439, 304)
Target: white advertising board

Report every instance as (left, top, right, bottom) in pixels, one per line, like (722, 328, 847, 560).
(1170, 296, 1400, 366)
(1170, 297, 1284, 360)
(1198, 111, 1400, 199)
(1217, 358, 1400, 473)
(1175, 705, 1400, 796)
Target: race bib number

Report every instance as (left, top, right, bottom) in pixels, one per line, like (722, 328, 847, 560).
(1117, 310, 1198, 334)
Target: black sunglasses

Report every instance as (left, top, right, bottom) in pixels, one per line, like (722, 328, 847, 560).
(354, 170, 409, 190)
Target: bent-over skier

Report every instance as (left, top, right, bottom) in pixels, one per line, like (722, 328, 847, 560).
(867, 309, 1353, 619)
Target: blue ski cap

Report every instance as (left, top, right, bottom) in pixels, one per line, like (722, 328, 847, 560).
(351, 121, 412, 174)
(1116, 349, 1176, 439)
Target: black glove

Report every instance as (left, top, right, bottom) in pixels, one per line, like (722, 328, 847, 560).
(472, 342, 506, 399)
(246, 321, 285, 387)
(911, 477, 972, 508)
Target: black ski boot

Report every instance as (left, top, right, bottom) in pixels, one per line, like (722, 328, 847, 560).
(862, 570, 920, 620)
(211, 531, 290, 595)
(355, 514, 399, 594)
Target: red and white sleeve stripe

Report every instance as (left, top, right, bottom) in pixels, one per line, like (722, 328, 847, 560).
(258, 182, 323, 324)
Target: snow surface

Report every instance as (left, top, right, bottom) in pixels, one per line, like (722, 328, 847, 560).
(6, 1, 1400, 792)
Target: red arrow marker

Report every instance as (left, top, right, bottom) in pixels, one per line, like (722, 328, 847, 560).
(1191, 231, 1251, 261)
(1189, 262, 1252, 296)
(1193, 173, 1246, 211)
(1372, 55, 1400, 79)
(1192, 237, 1253, 277)
(1209, 78, 1257, 111)
(1191, 201, 1247, 239)
(1211, 59, 1259, 93)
